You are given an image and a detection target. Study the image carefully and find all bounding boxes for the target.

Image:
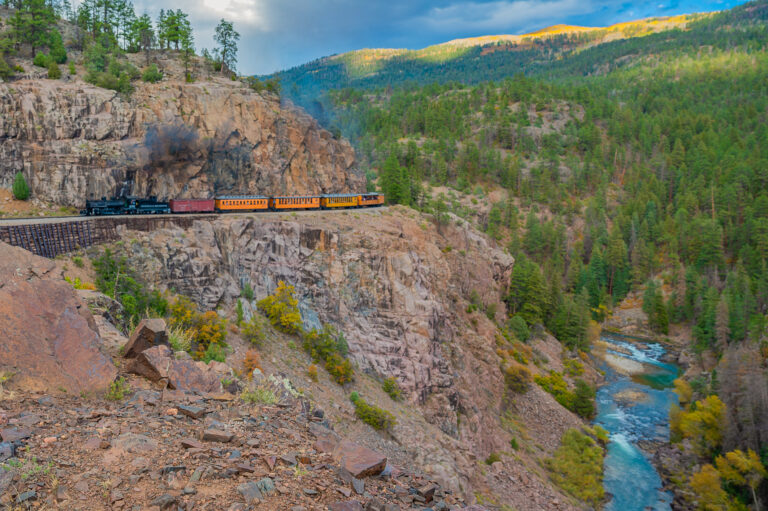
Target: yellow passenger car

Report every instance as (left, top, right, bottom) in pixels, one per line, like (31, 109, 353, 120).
(320, 194, 359, 209)
(214, 196, 269, 212)
(358, 193, 385, 207)
(270, 196, 321, 210)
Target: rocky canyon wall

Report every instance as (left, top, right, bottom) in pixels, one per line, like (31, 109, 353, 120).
(116, 208, 585, 508)
(0, 79, 363, 207)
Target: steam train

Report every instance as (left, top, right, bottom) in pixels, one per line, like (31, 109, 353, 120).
(81, 193, 385, 216)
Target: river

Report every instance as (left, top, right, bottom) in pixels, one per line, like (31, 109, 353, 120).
(593, 333, 680, 511)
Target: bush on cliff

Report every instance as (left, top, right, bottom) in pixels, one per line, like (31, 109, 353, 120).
(382, 377, 403, 401)
(0, 56, 14, 80)
(350, 393, 396, 431)
(242, 313, 266, 345)
(12, 172, 30, 200)
(504, 361, 533, 394)
(48, 29, 67, 64)
(303, 324, 354, 384)
(534, 370, 596, 419)
(47, 60, 61, 79)
(257, 281, 302, 334)
(168, 296, 229, 361)
(141, 64, 162, 83)
(33, 51, 48, 67)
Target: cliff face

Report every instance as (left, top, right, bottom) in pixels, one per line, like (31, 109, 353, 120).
(116, 207, 586, 509)
(0, 78, 362, 207)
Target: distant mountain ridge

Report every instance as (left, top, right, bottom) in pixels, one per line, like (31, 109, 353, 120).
(269, 1, 767, 116)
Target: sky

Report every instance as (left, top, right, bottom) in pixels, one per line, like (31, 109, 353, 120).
(121, 0, 745, 75)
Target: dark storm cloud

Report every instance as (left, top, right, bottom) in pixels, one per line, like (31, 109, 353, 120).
(123, 0, 742, 74)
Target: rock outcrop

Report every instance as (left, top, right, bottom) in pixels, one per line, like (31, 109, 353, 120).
(0, 78, 363, 207)
(0, 241, 116, 394)
(127, 345, 227, 393)
(116, 207, 584, 509)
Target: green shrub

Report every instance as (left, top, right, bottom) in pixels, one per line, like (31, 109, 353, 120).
(350, 394, 396, 431)
(303, 324, 348, 361)
(485, 452, 501, 465)
(48, 29, 67, 64)
(68, 62, 75, 75)
(141, 63, 162, 83)
(0, 56, 13, 80)
(510, 437, 519, 450)
(235, 299, 244, 325)
(547, 429, 605, 506)
(201, 342, 227, 363)
(242, 282, 254, 301)
(382, 377, 402, 401)
(106, 377, 130, 401)
(33, 52, 48, 67)
(573, 380, 596, 419)
(85, 70, 134, 94)
(242, 313, 266, 345)
(47, 61, 61, 79)
(93, 249, 168, 327)
(504, 362, 532, 393)
(303, 324, 354, 384)
(12, 172, 30, 200)
(257, 280, 302, 334)
(534, 371, 596, 419)
(508, 315, 530, 342)
(72, 256, 84, 268)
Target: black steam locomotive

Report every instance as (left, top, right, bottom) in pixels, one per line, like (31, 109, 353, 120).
(82, 196, 171, 216)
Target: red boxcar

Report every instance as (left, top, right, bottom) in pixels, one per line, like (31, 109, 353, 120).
(169, 199, 215, 214)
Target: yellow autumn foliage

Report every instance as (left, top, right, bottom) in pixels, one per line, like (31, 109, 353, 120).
(257, 280, 302, 334)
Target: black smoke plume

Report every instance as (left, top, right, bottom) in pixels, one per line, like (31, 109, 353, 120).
(142, 122, 201, 167)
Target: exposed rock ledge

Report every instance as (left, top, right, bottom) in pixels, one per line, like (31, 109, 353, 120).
(0, 78, 363, 207)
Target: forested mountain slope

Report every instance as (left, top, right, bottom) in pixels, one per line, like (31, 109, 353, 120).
(288, 1, 768, 508)
(272, 0, 767, 116)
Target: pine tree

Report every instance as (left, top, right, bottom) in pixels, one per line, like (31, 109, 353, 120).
(12, 172, 30, 200)
(214, 18, 239, 74)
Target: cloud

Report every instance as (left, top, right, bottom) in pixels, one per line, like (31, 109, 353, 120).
(412, 0, 597, 33)
(81, 0, 745, 74)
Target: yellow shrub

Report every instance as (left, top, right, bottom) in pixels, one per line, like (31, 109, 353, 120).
(504, 362, 532, 393)
(307, 364, 318, 382)
(257, 281, 302, 334)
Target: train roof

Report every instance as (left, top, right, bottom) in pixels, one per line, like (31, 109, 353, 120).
(215, 195, 269, 199)
(272, 195, 321, 199)
(322, 193, 359, 198)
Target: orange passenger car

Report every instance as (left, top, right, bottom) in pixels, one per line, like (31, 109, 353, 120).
(320, 194, 359, 209)
(358, 193, 385, 207)
(214, 195, 269, 212)
(270, 196, 321, 210)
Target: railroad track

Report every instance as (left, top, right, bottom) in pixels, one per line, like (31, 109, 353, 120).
(0, 207, 387, 258)
(0, 207, 387, 226)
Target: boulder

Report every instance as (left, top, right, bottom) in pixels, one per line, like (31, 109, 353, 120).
(334, 440, 387, 479)
(0, 242, 116, 394)
(127, 345, 222, 393)
(122, 318, 169, 358)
